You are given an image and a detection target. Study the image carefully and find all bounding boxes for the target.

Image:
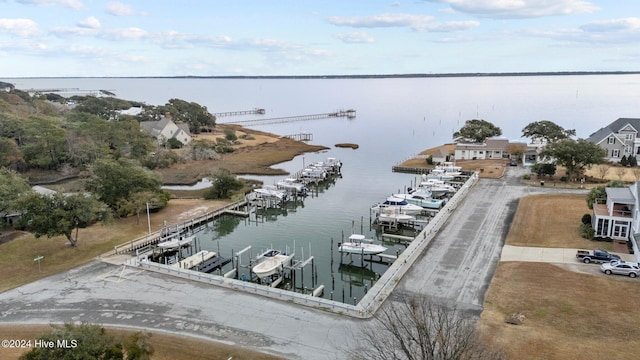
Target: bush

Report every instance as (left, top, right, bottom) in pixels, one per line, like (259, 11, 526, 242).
(581, 214, 592, 225)
(522, 174, 530, 180)
(224, 128, 237, 141)
(579, 223, 594, 239)
(560, 176, 568, 182)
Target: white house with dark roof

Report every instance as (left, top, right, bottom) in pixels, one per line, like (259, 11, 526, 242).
(592, 182, 640, 261)
(453, 138, 509, 161)
(587, 118, 640, 162)
(140, 112, 192, 146)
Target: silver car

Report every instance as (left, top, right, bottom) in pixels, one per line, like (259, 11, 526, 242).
(600, 261, 640, 278)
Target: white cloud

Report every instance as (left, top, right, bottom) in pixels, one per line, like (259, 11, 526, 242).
(580, 17, 640, 33)
(328, 13, 435, 30)
(105, 2, 140, 16)
(334, 31, 375, 44)
(428, 0, 599, 19)
(78, 16, 101, 29)
(0, 18, 40, 37)
(17, 0, 83, 10)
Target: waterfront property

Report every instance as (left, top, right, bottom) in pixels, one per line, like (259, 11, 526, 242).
(140, 112, 192, 146)
(592, 182, 640, 259)
(587, 117, 640, 163)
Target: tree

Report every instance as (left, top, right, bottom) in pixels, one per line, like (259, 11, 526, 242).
(521, 120, 576, 144)
(540, 138, 606, 180)
(204, 168, 244, 199)
(86, 158, 169, 214)
(530, 163, 556, 177)
(620, 155, 628, 167)
(594, 164, 609, 180)
(629, 155, 638, 167)
(506, 143, 526, 159)
(453, 119, 502, 143)
(585, 180, 626, 209)
(14, 192, 110, 247)
(346, 295, 504, 360)
(0, 167, 31, 218)
(20, 322, 153, 360)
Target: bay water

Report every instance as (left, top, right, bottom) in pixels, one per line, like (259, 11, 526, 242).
(5, 75, 640, 301)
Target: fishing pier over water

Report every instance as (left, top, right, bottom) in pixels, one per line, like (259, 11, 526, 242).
(218, 109, 356, 126)
(213, 108, 265, 117)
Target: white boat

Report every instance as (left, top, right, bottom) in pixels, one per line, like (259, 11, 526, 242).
(276, 178, 308, 196)
(417, 177, 456, 197)
(425, 168, 456, 181)
(393, 190, 444, 209)
(376, 206, 416, 224)
(252, 249, 292, 279)
(338, 234, 387, 255)
(247, 186, 288, 201)
(437, 161, 462, 174)
(157, 235, 195, 249)
(371, 196, 424, 215)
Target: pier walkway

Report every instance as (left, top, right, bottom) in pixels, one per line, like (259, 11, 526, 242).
(213, 108, 265, 117)
(113, 199, 248, 255)
(218, 109, 355, 126)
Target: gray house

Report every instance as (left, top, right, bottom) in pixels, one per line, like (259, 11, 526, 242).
(587, 118, 640, 162)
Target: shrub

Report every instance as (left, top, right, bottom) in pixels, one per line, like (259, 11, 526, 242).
(579, 223, 594, 239)
(560, 176, 568, 182)
(522, 174, 530, 180)
(581, 213, 592, 225)
(224, 128, 237, 141)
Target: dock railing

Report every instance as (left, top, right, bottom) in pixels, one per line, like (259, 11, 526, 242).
(129, 172, 479, 318)
(113, 199, 248, 255)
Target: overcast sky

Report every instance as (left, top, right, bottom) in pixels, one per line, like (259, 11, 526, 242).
(1, 0, 639, 77)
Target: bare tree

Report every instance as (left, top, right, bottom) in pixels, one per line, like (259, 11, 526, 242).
(346, 295, 505, 360)
(595, 164, 609, 180)
(616, 166, 627, 181)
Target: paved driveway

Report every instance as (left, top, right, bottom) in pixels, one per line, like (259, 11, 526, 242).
(0, 166, 590, 359)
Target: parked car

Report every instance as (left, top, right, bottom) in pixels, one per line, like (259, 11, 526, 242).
(600, 261, 639, 278)
(509, 158, 518, 166)
(576, 249, 621, 264)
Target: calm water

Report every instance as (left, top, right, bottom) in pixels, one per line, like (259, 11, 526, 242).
(5, 75, 640, 301)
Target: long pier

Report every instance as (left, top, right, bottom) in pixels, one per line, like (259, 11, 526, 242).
(113, 199, 248, 255)
(281, 133, 312, 141)
(213, 108, 265, 117)
(219, 109, 356, 126)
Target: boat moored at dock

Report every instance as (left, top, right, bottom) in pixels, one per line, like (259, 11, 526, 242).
(338, 234, 388, 255)
(371, 196, 424, 215)
(252, 249, 293, 279)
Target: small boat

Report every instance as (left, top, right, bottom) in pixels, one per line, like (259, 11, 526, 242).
(417, 178, 456, 197)
(371, 196, 424, 215)
(276, 178, 308, 196)
(425, 168, 456, 181)
(393, 189, 444, 209)
(376, 206, 416, 224)
(252, 249, 292, 279)
(157, 235, 195, 249)
(338, 234, 387, 255)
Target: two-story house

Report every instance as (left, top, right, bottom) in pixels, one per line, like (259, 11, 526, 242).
(140, 112, 192, 146)
(587, 118, 640, 162)
(592, 182, 640, 261)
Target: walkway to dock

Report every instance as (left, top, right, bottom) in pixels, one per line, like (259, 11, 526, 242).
(213, 108, 265, 117)
(113, 199, 248, 255)
(218, 109, 355, 126)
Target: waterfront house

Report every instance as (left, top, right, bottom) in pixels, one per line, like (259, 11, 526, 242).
(453, 138, 509, 161)
(587, 118, 640, 163)
(140, 112, 192, 146)
(592, 182, 640, 260)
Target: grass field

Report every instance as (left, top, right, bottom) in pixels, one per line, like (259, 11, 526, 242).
(478, 194, 640, 360)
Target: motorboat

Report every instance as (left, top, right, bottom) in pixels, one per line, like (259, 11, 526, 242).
(157, 235, 195, 250)
(393, 190, 444, 209)
(417, 178, 456, 197)
(425, 168, 456, 181)
(436, 162, 462, 174)
(247, 186, 288, 202)
(371, 196, 424, 215)
(276, 178, 308, 196)
(338, 234, 387, 255)
(376, 206, 416, 224)
(252, 249, 292, 279)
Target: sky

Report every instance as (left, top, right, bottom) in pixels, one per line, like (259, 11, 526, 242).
(1, 0, 639, 77)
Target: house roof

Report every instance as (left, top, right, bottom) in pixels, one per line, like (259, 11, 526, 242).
(606, 187, 635, 205)
(455, 137, 509, 151)
(432, 148, 449, 158)
(587, 118, 640, 144)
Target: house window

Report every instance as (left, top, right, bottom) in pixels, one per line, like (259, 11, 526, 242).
(596, 218, 610, 237)
(608, 137, 615, 144)
(626, 134, 634, 141)
(613, 220, 629, 239)
(625, 146, 633, 154)
(612, 149, 620, 158)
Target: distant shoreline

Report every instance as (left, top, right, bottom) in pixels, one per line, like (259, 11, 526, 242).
(4, 71, 640, 80)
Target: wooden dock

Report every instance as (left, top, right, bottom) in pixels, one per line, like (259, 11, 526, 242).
(113, 199, 248, 255)
(219, 109, 356, 126)
(281, 133, 312, 141)
(213, 108, 265, 117)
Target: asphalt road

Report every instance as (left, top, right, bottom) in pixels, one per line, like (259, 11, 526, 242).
(0, 166, 589, 359)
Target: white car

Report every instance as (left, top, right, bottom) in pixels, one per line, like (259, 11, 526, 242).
(600, 261, 640, 278)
